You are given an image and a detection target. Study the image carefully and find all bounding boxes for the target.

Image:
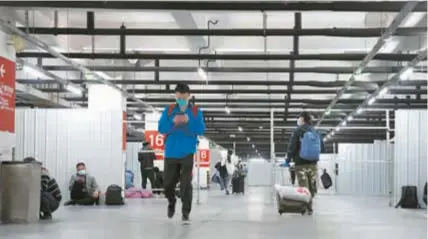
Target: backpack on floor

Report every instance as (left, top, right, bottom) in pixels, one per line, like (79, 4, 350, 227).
(320, 171, 333, 189)
(395, 186, 419, 209)
(299, 128, 321, 161)
(105, 184, 125, 205)
(423, 182, 427, 205)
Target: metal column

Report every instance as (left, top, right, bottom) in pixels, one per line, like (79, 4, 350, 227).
(386, 110, 393, 206)
(196, 152, 201, 205)
(270, 108, 275, 202)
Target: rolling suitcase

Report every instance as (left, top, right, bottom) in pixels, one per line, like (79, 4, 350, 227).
(275, 185, 310, 215)
(232, 176, 245, 194)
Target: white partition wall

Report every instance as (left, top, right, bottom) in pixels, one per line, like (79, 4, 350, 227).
(337, 141, 391, 196)
(15, 109, 124, 199)
(394, 110, 427, 207)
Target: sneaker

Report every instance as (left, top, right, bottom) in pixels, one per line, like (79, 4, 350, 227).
(225, 190, 230, 195)
(40, 212, 52, 220)
(307, 208, 313, 215)
(182, 215, 190, 224)
(167, 204, 176, 219)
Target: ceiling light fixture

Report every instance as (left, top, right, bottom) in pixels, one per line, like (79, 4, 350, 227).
(368, 97, 376, 105)
(335, 127, 340, 132)
(197, 68, 207, 81)
(238, 126, 243, 132)
(341, 121, 347, 126)
(252, 144, 255, 148)
(247, 137, 250, 142)
(347, 116, 353, 121)
(378, 87, 388, 97)
(356, 108, 363, 114)
(399, 68, 414, 80)
(133, 114, 142, 120)
(65, 85, 82, 96)
(225, 106, 231, 114)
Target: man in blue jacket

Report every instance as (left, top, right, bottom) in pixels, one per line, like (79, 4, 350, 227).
(158, 83, 205, 223)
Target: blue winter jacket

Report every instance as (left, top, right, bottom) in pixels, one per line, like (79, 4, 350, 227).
(158, 104, 205, 159)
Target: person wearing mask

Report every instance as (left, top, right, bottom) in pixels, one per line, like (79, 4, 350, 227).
(64, 162, 101, 206)
(158, 83, 205, 223)
(23, 157, 62, 220)
(286, 111, 324, 215)
(138, 141, 156, 190)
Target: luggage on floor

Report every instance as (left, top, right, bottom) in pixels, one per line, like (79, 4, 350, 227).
(232, 176, 245, 194)
(105, 184, 125, 205)
(423, 182, 427, 205)
(125, 169, 134, 189)
(274, 185, 308, 215)
(320, 171, 332, 189)
(125, 188, 153, 199)
(275, 184, 311, 203)
(395, 185, 419, 209)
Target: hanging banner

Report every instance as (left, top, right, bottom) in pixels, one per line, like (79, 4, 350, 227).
(0, 56, 16, 133)
(144, 130, 165, 160)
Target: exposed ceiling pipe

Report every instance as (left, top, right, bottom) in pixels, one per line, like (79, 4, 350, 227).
(316, 1, 420, 127)
(16, 52, 420, 61)
(0, 18, 156, 112)
(15, 27, 426, 37)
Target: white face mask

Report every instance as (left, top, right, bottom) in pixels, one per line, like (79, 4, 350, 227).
(297, 119, 301, 126)
(77, 170, 86, 176)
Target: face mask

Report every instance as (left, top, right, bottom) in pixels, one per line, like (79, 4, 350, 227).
(77, 170, 86, 176)
(176, 99, 187, 108)
(297, 119, 301, 126)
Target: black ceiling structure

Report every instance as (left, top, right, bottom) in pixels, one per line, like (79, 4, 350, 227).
(9, 1, 428, 159)
(1, 1, 426, 12)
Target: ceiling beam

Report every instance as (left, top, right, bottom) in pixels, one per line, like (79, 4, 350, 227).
(17, 52, 421, 61)
(102, 88, 424, 95)
(41, 65, 425, 74)
(19, 79, 427, 87)
(2, 1, 426, 12)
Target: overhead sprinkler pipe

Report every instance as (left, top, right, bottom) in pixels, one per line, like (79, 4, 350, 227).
(198, 20, 219, 70)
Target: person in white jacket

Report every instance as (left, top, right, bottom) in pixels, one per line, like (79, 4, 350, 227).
(221, 150, 235, 195)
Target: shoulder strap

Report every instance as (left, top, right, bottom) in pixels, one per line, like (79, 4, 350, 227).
(192, 105, 198, 118)
(168, 104, 175, 117)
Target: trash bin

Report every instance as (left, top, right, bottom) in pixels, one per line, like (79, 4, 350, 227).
(0, 161, 41, 223)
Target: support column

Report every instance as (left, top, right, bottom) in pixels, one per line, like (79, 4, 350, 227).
(0, 19, 16, 161)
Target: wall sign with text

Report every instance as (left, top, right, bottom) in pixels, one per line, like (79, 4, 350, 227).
(0, 57, 16, 133)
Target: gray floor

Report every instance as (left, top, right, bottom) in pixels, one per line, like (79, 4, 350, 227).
(0, 188, 426, 239)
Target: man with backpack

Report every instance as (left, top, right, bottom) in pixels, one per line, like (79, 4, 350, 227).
(158, 83, 205, 224)
(138, 141, 156, 190)
(64, 162, 101, 206)
(286, 111, 324, 215)
(23, 157, 62, 220)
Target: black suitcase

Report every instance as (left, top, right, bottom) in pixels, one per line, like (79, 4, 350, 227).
(395, 185, 419, 209)
(232, 176, 245, 194)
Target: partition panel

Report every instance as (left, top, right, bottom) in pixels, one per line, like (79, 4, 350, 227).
(15, 109, 124, 199)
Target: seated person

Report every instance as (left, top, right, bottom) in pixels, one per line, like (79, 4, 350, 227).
(64, 162, 100, 206)
(23, 157, 62, 220)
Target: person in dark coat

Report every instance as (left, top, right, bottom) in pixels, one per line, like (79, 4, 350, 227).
(138, 141, 156, 190)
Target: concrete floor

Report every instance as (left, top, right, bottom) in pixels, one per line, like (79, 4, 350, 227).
(0, 188, 426, 239)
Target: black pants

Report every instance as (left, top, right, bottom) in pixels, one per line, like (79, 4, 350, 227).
(141, 167, 156, 189)
(164, 154, 194, 216)
(40, 191, 59, 214)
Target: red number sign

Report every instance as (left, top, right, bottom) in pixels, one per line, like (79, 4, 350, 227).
(196, 149, 210, 167)
(0, 56, 16, 133)
(144, 130, 165, 160)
